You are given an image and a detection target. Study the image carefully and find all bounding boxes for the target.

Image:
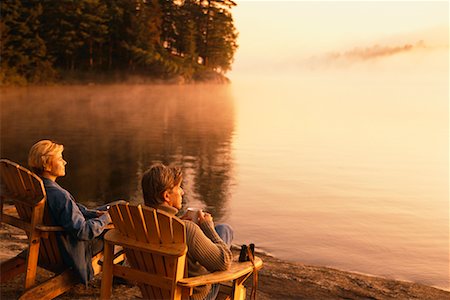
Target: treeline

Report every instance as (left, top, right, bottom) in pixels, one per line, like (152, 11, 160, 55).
(0, 0, 238, 85)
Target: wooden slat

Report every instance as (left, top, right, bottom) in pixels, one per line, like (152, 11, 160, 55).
(16, 168, 31, 199)
(158, 213, 173, 244)
(114, 204, 152, 298)
(105, 204, 266, 300)
(142, 207, 165, 299)
(44, 233, 64, 272)
(172, 218, 185, 244)
(35, 225, 65, 232)
(112, 264, 174, 290)
(170, 217, 186, 299)
(23, 200, 45, 289)
(0, 213, 32, 232)
(108, 205, 125, 233)
(142, 207, 160, 243)
(109, 205, 138, 270)
(177, 257, 263, 288)
(129, 205, 148, 243)
(118, 204, 137, 239)
(100, 241, 114, 299)
(1, 162, 20, 197)
(129, 205, 155, 299)
(38, 238, 52, 267)
(155, 212, 174, 299)
(41, 205, 65, 271)
(0, 256, 27, 283)
(19, 268, 79, 300)
(0, 159, 101, 299)
(0, 160, 44, 204)
(127, 205, 152, 299)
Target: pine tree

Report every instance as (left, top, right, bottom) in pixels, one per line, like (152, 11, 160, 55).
(78, 0, 109, 70)
(200, 0, 237, 72)
(1, 0, 54, 84)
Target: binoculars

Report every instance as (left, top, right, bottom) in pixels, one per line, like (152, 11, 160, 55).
(238, 243, 255, 262)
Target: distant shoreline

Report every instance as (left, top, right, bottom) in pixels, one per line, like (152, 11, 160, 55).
(1, 205, 448, 299)
(0, 70, 231, 87)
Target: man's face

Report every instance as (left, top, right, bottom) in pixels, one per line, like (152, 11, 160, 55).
(167, 182, 184, 209)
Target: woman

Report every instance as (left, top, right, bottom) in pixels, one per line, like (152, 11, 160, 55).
(28, 139, 124, 285)
(141, 163, 233, 300)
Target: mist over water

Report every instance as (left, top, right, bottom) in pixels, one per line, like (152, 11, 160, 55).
(0, 85, 236, 219)
(1, 43, 449, 290)
(228, 46, 448, 290)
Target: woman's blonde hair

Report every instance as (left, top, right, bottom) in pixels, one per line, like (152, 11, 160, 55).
(28, 140, 64, 175)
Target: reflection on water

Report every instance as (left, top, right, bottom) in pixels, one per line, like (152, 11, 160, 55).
(1, 64, 448, 291)
(0, 85, 235, 219)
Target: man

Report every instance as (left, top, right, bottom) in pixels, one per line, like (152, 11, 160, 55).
(141, 163, 233, 300)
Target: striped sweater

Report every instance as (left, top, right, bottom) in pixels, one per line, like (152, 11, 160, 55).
(156, 205, 233, 300)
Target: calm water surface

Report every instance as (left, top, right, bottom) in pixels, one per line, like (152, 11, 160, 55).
(1, 60, 448, 289)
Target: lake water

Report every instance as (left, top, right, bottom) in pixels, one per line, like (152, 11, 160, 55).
(1, 52, 448, 290)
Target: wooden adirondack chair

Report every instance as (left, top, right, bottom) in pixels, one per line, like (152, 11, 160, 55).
(0, 159, 108, 300)
(100, 203, 263, 300)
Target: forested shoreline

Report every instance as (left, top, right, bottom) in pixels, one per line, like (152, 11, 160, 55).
(0, 0, 238, 85)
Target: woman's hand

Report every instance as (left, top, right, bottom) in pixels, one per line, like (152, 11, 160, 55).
(96, 210, 108, 217)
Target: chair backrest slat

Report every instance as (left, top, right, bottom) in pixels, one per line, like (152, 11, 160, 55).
(109, 204, 187, 300)
(140, 207, 164, 299)
(158, 213, 173, 245)
(130, 205, 160, 299)
(142, 208, 160, 244)
(0, 159, 65, 272)
(110, 204, 158, 298)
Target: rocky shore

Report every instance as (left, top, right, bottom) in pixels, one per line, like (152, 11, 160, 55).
(1, 221, 448, 300)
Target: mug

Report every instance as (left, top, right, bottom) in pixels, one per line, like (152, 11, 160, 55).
(184, 208, 201, 224)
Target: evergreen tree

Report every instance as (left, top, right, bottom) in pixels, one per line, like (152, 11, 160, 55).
(202, 4, 237, 72)
(0, 0, 54, 84)
(199, 0, 237, 72)
(122, 0, 162, 71)
(40, 1, 84, 70)
(1, 0, 239, 84)
(78, 0, 109, 70)
(104, 0, 127, 70)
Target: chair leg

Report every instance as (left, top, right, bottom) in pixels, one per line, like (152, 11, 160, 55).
(232, 275, 250, 300)
(0, 256, 27, 283)
(100, 241, 114, 300)
(18, 268, 79, 300)
(24, 235, 41, 289)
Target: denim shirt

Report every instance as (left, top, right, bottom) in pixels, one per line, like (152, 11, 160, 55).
(42, 178, 111, 284)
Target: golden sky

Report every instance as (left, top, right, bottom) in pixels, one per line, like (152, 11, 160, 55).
(230, 1, 449, 80)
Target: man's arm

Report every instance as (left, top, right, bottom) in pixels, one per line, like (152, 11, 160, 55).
(185, 221, 232, 272)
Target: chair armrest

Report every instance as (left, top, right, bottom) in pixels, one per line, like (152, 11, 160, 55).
(1, 213, 32, 233)
(35, 225, 65, 232)
(177, 257, 263, 288)
(1, 213, 64, 239)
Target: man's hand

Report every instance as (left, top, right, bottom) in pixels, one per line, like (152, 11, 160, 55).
(198, 211, 213, 224)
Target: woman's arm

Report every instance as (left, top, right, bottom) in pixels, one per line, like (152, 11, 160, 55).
(47, 189, 111, 241)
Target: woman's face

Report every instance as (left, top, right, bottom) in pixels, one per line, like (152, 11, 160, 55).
(46, 151, 67, 179)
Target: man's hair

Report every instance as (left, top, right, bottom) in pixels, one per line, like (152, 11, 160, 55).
(141, 163, 182, 207)
(28, 140, 64, 175)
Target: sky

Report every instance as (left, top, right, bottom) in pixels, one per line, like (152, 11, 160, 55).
(229, 1, 449, 80)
